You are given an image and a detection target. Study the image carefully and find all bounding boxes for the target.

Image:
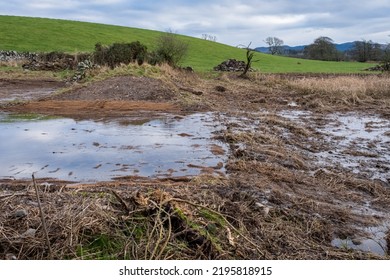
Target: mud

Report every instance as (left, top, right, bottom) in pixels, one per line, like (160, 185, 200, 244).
(0, 78, 66, 103)
(5, 100, 179, 119)
(279, 110, 390, 183)
(1, 70, 390, 260)
(55, 76, 175, 102)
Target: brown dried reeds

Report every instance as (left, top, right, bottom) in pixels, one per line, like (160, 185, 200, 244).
(0, 180, 267, 260)
(286, 75, 390, 110)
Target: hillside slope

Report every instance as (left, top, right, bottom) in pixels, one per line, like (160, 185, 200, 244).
(0, 16, 374, 73)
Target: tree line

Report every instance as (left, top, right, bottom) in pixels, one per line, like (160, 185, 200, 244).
(265, 36, 390, 63)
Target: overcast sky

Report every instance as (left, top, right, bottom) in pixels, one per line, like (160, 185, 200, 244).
(1, 0, 390, 46)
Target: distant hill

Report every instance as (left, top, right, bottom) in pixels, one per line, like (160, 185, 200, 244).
(0, 16, 376, 73)
(256, 42, 356, 54)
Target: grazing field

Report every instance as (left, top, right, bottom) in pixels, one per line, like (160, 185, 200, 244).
(0, 15, 376, 73)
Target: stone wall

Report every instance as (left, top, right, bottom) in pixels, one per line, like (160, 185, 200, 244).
(0, 50, 38, 62)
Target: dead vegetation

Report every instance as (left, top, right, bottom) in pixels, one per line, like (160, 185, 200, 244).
(284, 75, 390, 113)
(218, 110, 390, 259)
(0, 180, 264, 260)
(2, 176, 386, 260)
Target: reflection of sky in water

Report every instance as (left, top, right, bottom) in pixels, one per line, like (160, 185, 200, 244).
(280, 111, 390, 182)
(0, 113, 227, 182)
(316, 114, 390, 181)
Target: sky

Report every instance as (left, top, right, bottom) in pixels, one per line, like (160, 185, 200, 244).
(1, 0, 390, 47)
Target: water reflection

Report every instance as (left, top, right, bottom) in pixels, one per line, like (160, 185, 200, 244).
(0, 113, 227, 182)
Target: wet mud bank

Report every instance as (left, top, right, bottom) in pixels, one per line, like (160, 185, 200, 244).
(221, 109, 390, 257)
(0, 78, 66, 104)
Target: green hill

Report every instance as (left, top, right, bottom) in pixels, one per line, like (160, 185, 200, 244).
(0, 15, 375, 73)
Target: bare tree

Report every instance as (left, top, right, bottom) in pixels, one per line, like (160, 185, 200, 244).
(240, 42, 259, 77)
(201, 34, 217, 42)
(265, 37, 284, 55)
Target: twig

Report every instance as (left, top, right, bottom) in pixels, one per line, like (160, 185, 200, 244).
(110, 190, 130, 213)
(147, 193, 165, 260)
(165, 197, 265, 257)
(0, 193, 29, 200)
(32, 174, 53, 259)
(149, 199, 172, 260)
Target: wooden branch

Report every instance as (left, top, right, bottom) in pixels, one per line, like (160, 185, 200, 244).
(32, 174, 53, 259)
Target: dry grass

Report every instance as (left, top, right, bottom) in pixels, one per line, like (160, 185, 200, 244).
(145, 69, 390, 115)
(286, 75, 390, 109)
(2, 176, 385, 260)
(0, 180, 270, 260)
(0, 60, 24, 68)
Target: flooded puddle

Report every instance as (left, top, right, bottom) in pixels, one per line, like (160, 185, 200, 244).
(316, 113, 390, 182)
(280, 110, 390, 184)
(0, 89, 55, 103)
(0, 113, 227, 182)
(331, 225, 388, 256)
(279, 110, 390, 256)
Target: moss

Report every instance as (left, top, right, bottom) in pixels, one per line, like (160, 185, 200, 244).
(77, 234, 125, 260)
(0, 113, 60, 123)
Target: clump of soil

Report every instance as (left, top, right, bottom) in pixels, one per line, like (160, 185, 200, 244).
(55, 76, 176, 102)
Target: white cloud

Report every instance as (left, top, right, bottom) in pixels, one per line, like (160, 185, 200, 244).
(25, 0, 81, 10)
(1, 0, 389, 46)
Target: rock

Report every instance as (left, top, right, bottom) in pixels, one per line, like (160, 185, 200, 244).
(5, 254, 17, 260)
(251, 98, 266, 104)
(365, 62, 390, 72)
(255, 202, 265, 208)
(72, 59, 94, 81)
(21, 228, 37, 238)
(254, 202, 271, 216)
(22, 60, 71, 71)
(215, 85, 227, 92)
(0, 50, 38, 62)
(181, 66, 194, 72)
(10, 209, 28, 219)
(214, 59, 250, 72)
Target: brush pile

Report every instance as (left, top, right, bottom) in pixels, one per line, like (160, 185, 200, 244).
(213, 59, 247, 72)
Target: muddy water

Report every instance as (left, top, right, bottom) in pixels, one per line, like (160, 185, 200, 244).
(331, 225, 388, 256)
(279, 110, 390, 256)
(0, 113, 227, 182)
(280, 110, 390, 184)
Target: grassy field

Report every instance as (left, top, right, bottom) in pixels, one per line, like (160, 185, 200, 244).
(0, 15, 376, 73)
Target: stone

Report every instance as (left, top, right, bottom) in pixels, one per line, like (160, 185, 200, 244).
(213, 59, 249, 72)
(11, 209, 28, 219)
(215, 85, 227, 92)
(0, 50, 38, 62)
(21, 228, 37, 238)
(5, 254, 17, 260)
